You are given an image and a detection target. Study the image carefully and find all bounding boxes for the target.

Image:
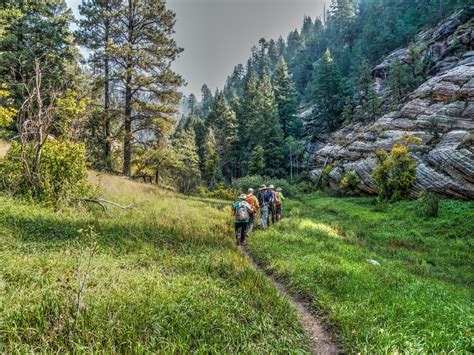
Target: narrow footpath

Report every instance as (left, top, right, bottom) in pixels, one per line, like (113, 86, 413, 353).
(240, 247, 341, 354)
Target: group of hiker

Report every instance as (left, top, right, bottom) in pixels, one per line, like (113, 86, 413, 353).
(232, 184, 285, 246)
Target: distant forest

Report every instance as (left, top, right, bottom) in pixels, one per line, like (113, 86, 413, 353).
(181, 0, 470, 185)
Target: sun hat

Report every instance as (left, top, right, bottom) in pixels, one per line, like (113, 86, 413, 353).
(238, 193, 247, 200)
(248, 188, 254, 193)
(268, 184, 275, 189)
(259, 184, 266, 190)
(276, 187, 282, 192)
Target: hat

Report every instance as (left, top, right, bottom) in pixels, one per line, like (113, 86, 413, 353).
(276, 187, 282, 192)
(248, 188, 254, 193)
(238, 193, 247, 200)
(268, 184, 275, 189)
(259, 184, 266, 190)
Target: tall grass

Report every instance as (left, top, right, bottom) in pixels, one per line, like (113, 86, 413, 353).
(248, 194, 474, 352)
(0, 172, 310, 352)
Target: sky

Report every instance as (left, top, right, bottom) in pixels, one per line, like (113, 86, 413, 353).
(66, 0, 325, 97)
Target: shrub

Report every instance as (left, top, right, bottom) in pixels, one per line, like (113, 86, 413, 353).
(340, 171, 361, 196)
(320, 164, 334, 189)
(372, 141, 417, 201)
(0, 139, 93, 207)
(196, 183, 237, 201)
(417, 191, 439, 218)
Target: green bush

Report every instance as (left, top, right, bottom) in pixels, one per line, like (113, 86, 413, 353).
(320, 164, 334, 189)
(417, 191, 439, 218)
(373, 143, 417, 201)
(196, 183, 237, 201)
(340, 171, 361, 196)
(0, 139, 93, 207)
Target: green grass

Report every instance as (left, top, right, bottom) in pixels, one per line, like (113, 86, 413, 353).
(0, 174, 310, 352)
(248, 194, 474, 353)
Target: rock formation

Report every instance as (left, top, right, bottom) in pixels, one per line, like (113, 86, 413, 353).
(309, 7, 474, 199)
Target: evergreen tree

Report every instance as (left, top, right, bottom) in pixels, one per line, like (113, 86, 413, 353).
(201, 129, 220, 186)
(248, 145, 265, 175)
(77, 0, 120, 170)
(187, 94, 197, 116)
(112, 0, 184, 176)
(0, 0, 75, 107)
(173, 126, 201, 192)
(256, 73, 285, 177)
(238, 73, 260, 174)
(273, 57, 301, 138)
(311, 49, 346, 132)
(206, 91, 238, 179)
(201, 84, 213, 116)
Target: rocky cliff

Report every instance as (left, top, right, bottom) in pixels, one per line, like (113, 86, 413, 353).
(309, 7, 474, 199)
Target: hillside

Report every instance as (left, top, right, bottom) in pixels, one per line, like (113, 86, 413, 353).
(309, 6, 474, 199)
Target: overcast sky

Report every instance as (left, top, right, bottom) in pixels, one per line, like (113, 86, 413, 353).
(66, 0, 325, 97)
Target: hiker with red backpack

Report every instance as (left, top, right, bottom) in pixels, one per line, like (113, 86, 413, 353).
(232, 193, 253, 246)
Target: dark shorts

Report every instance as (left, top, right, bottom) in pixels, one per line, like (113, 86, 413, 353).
(275, 204, 282, 214)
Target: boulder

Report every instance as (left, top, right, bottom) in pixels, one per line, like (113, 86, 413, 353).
(432, 81, 460, 101)
(436, 130, 471, 149)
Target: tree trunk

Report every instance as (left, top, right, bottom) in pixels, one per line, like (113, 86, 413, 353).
(123, 77, 132, 176)
(123, 0, 133, 176)
(104, 17, 112, 170)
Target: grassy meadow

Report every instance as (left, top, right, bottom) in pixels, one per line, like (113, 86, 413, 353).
(248, 194, 474, 352)
(0, 172, 310, 352)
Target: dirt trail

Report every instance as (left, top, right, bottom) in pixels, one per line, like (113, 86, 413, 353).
(240, 247, 341, 354)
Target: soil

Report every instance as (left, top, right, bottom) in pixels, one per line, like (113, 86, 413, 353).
(240, 247, 342, 354)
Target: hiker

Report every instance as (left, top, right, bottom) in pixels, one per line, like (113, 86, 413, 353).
(232, 193, 252, 246)
(267, 185, 276, 226)
(275, 187, 285, 222)
(246, 188, 259, 234)
(257, 184, 269, 229)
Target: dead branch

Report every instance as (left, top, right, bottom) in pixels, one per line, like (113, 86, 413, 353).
(81, 198, 135, 215)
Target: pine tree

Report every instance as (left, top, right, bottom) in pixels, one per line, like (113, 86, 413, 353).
(173, 126, 201, 192)
(206, 91, 238, 180)
(201, 84, 213, 116)
(112, 0, 184, 176)
(248, 145, 265, 175)
(238, 73, 261, 174)
(366, 84, 382, 122)
(0, 1, 75, 107)
(77, 0, 120, 170)
(272, 57, 301, 138)
(187, 94, 197, 115)
(311, 49, 346, 132)
(256, 73, 285, 177)
(201, 129, 220, 186)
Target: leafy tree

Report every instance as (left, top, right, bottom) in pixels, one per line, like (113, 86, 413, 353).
(0, 84, 17, 128)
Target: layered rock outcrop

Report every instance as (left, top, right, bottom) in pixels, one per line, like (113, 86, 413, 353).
(309, 8, 474, 199)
